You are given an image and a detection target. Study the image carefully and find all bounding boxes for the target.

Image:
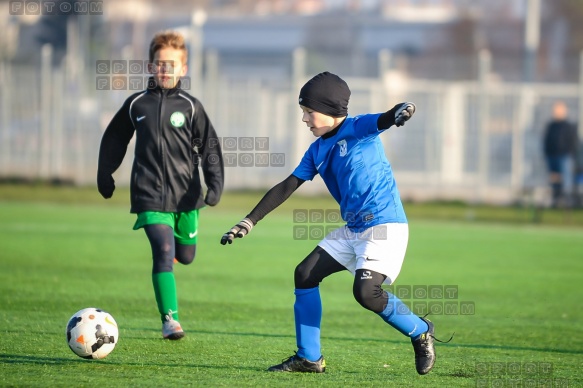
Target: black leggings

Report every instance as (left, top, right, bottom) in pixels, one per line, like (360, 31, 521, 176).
(294, 246, 388, 313)
(144, 224, 196, 273)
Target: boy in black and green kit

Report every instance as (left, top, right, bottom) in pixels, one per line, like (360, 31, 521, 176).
(97, 31, 224, 339)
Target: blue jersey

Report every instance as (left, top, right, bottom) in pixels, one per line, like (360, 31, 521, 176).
(292, 113, 407, 230)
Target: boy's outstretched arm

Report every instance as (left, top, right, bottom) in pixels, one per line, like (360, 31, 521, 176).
(220, 174, 305, 245)
(377, 102, 416, 130)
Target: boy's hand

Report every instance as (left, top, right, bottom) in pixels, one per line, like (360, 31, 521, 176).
(394, 102, 416, 126)
(97, 171, 115, 199)
(204, 189, 220, 206)
(221, 218, 254, 245)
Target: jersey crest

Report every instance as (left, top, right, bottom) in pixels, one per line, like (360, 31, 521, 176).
(170, 111, 186, 127)
(337, 139, 347, 157)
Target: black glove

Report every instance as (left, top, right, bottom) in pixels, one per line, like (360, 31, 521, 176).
(97, 171, 115, 199)
(204, 189, 220, 206)
(221, 218, 254, 245)
(393, 102, 416, 127)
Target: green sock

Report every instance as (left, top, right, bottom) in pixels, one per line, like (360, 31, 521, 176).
(152, 272, 179, 323)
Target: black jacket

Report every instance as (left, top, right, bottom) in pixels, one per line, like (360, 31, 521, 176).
(543, 119, 579, 158)
(98, 80, 224, 213)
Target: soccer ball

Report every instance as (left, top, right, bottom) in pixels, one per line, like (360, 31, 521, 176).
(66, 308, 119, 359)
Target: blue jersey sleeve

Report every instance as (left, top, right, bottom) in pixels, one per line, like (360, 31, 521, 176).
(292, 144, 318, 181)
(353, 113, 383, 139)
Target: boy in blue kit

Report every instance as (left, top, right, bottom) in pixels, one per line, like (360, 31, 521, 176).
(221, 72, 446, 374)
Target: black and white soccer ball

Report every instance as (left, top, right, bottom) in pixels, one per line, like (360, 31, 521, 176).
(66, 308, 119, 359)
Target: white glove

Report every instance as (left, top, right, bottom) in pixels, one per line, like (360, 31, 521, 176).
(221, 218, 254, 245)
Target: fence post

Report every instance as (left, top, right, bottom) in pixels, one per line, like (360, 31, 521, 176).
(292, 47, 306, 88)
(441, 85, 465, 186)
(190, 9, 207, 99)
(66, 14, 86, 185)
(378, 49, 391, 79)
(512, 85, 534, 195)
(52, 65, 65, 180)
(204, 49, 219, 116)
(40, 44, 53, 180)
(373, 49, 392, 112)
(579, 51, 583, 140)
(523, 0, 540, 83)
(477, 49, 491, 202)
(292, 47, 306, 168)
(0, 61, 10, 176)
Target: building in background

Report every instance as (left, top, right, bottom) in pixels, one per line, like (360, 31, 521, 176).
(2, 0, 581, 82)
(1, 0, 583, 205)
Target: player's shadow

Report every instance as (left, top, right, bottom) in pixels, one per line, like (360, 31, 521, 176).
(115, 327, 583, 356)
(185, 329, 583, 355)
(0, 353, 86, 365)
(0, 353, 262, 371)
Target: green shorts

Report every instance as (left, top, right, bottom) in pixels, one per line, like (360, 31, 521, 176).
(133, 210, 199, 245)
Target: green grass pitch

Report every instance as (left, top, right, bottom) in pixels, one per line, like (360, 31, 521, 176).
(0, 187, 581, 386)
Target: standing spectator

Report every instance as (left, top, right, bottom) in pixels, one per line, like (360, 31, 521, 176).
(543, 101, 579, 208)
(575, 138, 583, 207)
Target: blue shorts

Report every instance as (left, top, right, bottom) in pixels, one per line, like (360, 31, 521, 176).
(546, 156, 565, 174)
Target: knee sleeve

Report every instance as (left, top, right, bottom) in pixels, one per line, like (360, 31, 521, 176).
(294, 246, 346, 289)
(294, 261, 320, 289)
(353, 269, 388, 313)
(175, 244, 196, 265)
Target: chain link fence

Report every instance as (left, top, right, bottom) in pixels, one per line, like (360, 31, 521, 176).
(1, 48, 582, 205)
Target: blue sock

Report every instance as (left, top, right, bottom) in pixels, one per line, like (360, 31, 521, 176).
(294, 287, 322, 362)
(377, 292, 428, 339)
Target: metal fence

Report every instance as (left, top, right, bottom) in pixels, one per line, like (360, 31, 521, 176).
(1, 47, 582, 205)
